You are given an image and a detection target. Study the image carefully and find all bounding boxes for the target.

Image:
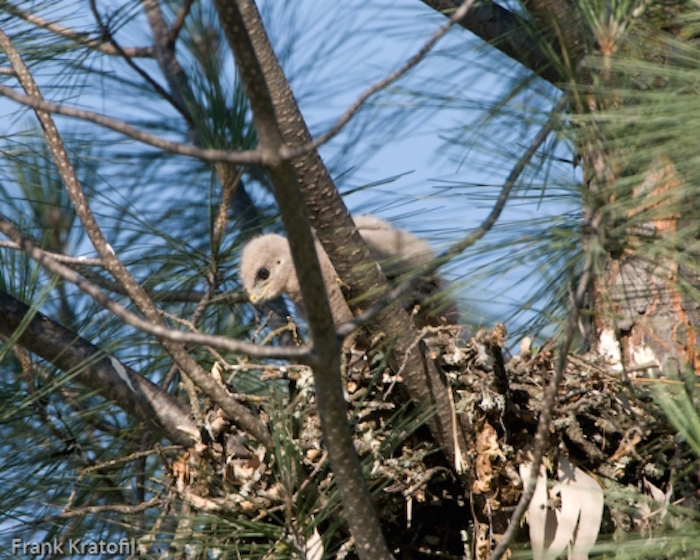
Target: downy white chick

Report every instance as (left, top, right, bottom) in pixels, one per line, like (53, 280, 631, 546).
(239, 215, 458, 328)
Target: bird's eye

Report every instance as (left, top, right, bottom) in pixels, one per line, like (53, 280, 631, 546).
(257, 267, 270, 281)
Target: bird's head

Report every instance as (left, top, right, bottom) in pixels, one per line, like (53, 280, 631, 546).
(240, 234, 296, 305)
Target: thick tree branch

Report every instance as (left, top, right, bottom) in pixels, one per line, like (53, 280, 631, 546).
(213, 2, 394, 558)
(420, 0, 563, 87)
(0, 291, 196, 447)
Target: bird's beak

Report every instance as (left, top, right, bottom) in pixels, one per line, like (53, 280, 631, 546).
(248, 283, 270, 304)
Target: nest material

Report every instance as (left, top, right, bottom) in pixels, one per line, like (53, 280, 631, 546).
(169, 325, 699, 559)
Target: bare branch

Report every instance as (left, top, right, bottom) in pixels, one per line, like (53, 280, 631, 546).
(168, 0, 195, 45)
(0, 84, 269, 165)
(3, 2, 153, 57)
(55, 497, 163, 521)
(0, 240, 103, 266)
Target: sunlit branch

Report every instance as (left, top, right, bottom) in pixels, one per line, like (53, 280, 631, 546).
(0, 240, 103, 266)
(0, 84, 269, 165)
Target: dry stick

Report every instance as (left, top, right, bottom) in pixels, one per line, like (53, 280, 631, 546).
(337, 94, 570, 339)
(214, 2, 393, 558)
(0, 220, 310, 362)
(487, 240, 598, 560)
(0, 84, 269, 165)
(0, 29, 274, 446)
(188, 169, 244, 334)
(0, 240, 103, 266)
(2, 1, 153, 57)
(51, 497, 163, 521)
(211, 167, 243, 258)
